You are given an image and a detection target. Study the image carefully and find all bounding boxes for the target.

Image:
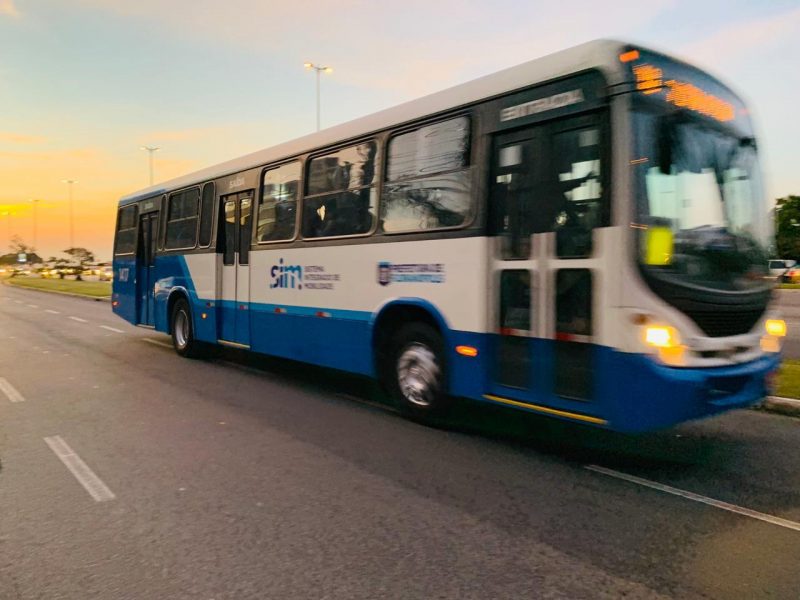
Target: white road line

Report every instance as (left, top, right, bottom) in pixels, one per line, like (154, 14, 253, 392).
(27, 304, 38, 308)
(44, 436, 116, 502)
(0, 378, 25, 403)
(99, 325, 124, 333)
(68, 316, 88, 323)
(586, 465, 800, 533)
(142, 338, 173, 349)
(14, 300, 22, 304)
(45, 309, 60, 315)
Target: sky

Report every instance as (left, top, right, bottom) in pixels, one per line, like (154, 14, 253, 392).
(1, 0, 799, 260)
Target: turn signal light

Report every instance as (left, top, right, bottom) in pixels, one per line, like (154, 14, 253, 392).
(765, 319, 786, 338)
(455, 345, 478, 357)
(644, 325, 680, 348)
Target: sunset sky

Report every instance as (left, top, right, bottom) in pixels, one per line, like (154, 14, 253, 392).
(1, 0, 799, 260)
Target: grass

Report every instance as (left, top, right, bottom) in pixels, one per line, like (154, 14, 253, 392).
(775, 359, 800, 399)
(6, 276, 111, 298)
(778, 283, 800, 289)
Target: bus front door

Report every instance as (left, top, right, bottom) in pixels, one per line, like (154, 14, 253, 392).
(489, 115, 602, 405)
(136, 212, 158, 326)
(217, 190, 254, 347)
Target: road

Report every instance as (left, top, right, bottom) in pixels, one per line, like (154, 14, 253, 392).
(775, 289, 800, 359)
(0, 284, 799, 599)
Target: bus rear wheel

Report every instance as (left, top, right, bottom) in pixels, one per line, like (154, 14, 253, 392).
(390, 323, 450, 421)
(171, 298, 203, 358)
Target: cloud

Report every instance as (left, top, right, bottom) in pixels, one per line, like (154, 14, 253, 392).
(0, 0, 19, 17)
(0, 132, 47, 144)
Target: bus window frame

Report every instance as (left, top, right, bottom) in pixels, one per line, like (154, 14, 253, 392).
(113, 203, 139, 257)
(164, 185, 202, 252)
(300, 137, 382, 242)
(256, 158, 303, 246)
(380, 112, 476, 236)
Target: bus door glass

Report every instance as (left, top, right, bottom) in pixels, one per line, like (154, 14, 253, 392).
(136, 211, 158, 326)
(489, 129, 542, 389)
(217, 190, 254, 346)
(490, 113, 604, 402)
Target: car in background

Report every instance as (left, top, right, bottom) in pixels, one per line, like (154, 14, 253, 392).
(783, 263, 800, 283)
(98, 266, 113, 281)
(768, 259, 793, 282)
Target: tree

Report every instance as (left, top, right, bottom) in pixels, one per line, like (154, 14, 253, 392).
(63, 247, 95, 281)
(2, 236, 42, 265)
(775, 196, 800, 259)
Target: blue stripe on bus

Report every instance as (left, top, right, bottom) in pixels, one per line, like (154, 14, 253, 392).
(116, 254, 779, 433)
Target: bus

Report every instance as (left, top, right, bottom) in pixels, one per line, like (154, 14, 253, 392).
(112, 40, 784, 433)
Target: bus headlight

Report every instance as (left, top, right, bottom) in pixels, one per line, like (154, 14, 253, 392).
(761, 319, 786, 354)
(765, 319, 786, 338)
(643, 324, 687, 366)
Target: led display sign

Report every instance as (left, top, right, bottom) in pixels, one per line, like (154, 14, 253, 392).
(624, 49, 741, 125)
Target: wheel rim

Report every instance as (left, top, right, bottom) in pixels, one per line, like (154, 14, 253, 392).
(397, 343, 441, 407)
(174, 309, 188, 349)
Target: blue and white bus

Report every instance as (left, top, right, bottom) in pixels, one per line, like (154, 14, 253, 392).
(112, 40, 784, 433)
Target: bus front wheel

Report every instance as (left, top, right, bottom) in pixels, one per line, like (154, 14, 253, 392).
(171, 298, 203, 358)
(390, 323, 451, 421)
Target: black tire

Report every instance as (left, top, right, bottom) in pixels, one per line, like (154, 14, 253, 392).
(388, 322, 451, 421)
(171, 298, 203, 358)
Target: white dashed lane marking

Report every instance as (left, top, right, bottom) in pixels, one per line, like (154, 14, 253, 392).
(44, 436, 116, 502)
(142, 338, 172, 349)
(68, 316, 88, 323)
(45, 309, 60, 315)
(586, 465, 800, 533)
(0, 377, 25, 403)
(99, 325, 124, 333)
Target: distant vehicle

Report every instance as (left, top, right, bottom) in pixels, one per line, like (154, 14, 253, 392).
(98, 266, 113, 281)
(112, 40, 783, 433)
(769, 259, 791, 281)
(782, 263, 800, 283)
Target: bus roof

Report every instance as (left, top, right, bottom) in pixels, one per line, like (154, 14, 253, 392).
(119, 39, 630, 206)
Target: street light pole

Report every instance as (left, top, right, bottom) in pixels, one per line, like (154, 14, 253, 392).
(61, 179, 78, 250)
(140, 146, 161, 186)
(304, 62, 333, 132)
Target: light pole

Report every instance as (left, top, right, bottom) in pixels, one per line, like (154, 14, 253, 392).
(140, 146, 161, 186)
(61, 179, 78, 250)
(304, 62, 333, 132)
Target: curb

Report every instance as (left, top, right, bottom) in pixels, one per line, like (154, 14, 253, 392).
(2, 279, 111, 302)
(760, 396, 800, 418)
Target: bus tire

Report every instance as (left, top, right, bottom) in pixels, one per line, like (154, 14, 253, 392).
(171, 298, 203, 358)
(389, 322, 451, 421)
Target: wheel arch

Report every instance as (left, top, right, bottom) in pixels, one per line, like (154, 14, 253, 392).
(371, 298, 452, 386)
(166, 287, 191, 334)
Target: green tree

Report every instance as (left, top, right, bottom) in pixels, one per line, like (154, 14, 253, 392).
(775, 195, 800, 259)
(3, 236, 42, 265)
(63, 247, 95, 281)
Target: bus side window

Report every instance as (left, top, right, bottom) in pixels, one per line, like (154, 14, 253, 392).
(302, 142, 378, 238)
(551, 126, 604, 258)
(198, 183, 215, 248)
(382, 116, 472, 233)
(258, 161, 300, 243)
(114, 205, 138, 255)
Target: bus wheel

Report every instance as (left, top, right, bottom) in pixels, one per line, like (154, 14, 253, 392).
(171, 298, 202, 358)
(390, 323, 450, 421)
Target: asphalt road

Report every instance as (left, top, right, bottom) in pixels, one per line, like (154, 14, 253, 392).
(775, 289, 800, 359)
(1, 284, 799, 599)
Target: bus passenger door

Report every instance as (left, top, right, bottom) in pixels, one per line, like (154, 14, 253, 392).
(136, 212, 158, 326)
(489, 129, 541, 391)
(489, 114, 604, 404)
(217, 190, 253, 347)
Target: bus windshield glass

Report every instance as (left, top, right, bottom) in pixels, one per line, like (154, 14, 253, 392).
(633, 109, 770, 292)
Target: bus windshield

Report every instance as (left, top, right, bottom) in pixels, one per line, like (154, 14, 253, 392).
(633, 109, 770, 292)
